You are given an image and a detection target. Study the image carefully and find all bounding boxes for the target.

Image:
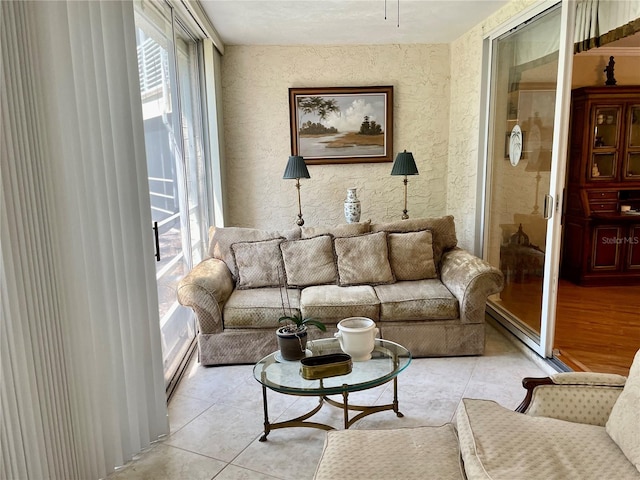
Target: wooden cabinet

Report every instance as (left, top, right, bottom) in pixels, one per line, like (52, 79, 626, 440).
(562, 86, 640, 286)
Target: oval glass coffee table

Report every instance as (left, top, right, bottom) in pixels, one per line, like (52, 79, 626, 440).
(253, 337, 411, 441)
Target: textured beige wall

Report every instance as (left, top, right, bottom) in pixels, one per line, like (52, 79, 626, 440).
(448, 0, 539, 251)
(221, 44, 450, 231)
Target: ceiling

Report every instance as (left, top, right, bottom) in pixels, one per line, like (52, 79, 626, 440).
(199, 0, 509, 46)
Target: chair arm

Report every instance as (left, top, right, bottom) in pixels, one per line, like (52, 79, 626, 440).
(515, 373, 627, 426)
(177, 258, 234, 334)
(440, 248, 504, 324)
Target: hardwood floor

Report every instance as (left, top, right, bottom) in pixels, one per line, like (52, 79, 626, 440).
(497, 278, 640, 376)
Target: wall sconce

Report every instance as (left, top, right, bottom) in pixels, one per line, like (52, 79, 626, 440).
(283, 155, 310, 226)
(391, 150, 419, 220)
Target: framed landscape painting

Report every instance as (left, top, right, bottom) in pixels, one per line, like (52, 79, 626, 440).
(289, 86, 393, 165)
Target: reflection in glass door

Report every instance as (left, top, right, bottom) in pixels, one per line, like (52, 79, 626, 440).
(484, 6, 561, 347)
(135, 2, 209, 390)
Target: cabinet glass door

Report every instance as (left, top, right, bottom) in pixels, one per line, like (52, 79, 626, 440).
(591, 106, 620, 179)
(625, 106, 640, 178)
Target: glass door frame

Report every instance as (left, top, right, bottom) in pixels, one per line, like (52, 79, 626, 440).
(478, 0, 576, 358)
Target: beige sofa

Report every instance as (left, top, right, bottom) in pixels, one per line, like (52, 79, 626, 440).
(314, 349, 640, 480)
(177, 216, 504, 366)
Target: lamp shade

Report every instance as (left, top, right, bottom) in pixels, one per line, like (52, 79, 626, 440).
(391, 150, 419, 176)
(283, 155, 310, 179)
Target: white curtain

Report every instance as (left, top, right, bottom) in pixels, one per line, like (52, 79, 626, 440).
(1, 1, 168, 479)
(575, 0, 640, 52)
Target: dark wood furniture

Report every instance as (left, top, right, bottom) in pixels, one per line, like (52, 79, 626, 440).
(562, 86, 640, 286)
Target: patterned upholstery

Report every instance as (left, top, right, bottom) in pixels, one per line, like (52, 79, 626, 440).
(231, 238, 285, 289)
(280, 235, 337, 287)
(334, 232, 395, 286)
(371, 215, 457, 267)
(300, 285, 380, 324)
(524, 372, 626, 426)
(456, 398, 640, 479)
(374, 280, 459, 321)
(224, 288, 300, 329)
(387, 230, 437, 280)
(607, 349, 640, 472)
(301, 220, 371, 239)
(208, 225, 300, 279)
(314, 425, 464, 480)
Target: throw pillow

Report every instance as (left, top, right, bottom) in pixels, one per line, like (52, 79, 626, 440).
(333, 231, 395, 286)
(606, 349, 640, 471)
(280, 235, 337, 288)
(208, 226, 300, 279)
(231, 238, 285, 289)
(388, 230, 437, 281)
(370, 216, 457, 267)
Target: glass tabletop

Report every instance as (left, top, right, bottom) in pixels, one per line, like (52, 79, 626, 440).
(253, 338, 411, 396)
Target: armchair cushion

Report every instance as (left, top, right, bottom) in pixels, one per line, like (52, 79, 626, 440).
(387, 230, 437, 280)
(231, 238, 285, 289)
(607, 349, 640, 472)
(280, 235, 337, 287)
(333, 232, 394, 286)
(456, 398, 640, 480)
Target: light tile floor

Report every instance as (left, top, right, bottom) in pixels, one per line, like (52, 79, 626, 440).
(108, 325, 552, 480)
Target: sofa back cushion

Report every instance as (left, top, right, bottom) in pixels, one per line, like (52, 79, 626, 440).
(280, 235, 337, 288)
(231, 238, 285, 289)
(333, 232, 395, 286)
(301, 220, 370, 239)
(606, 348, 640, 472)
(370, 216, 457, 267)
(208, 226, 300, 279)
(387, 230, 437, 281)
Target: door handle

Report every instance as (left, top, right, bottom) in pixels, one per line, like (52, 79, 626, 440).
(543, 194, 554, 220)
(153, 221, 161, 262)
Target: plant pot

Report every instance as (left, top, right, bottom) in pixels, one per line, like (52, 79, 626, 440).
(276, 326, 308, 361)
(334, 317, 378, 361)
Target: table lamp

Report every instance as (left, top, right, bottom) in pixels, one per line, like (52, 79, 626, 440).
(391, 150, 419, 220)
(283, 155, 310, 226)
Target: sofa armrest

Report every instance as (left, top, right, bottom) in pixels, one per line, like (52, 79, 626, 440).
(515, 373, 627, 426)
(440, 248, 504, 324)
(177, 258, 234, 335)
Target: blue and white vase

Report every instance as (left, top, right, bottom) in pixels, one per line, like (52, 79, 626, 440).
(344, 188, 361, 223)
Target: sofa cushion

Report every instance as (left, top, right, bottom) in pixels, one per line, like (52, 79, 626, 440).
(314, 424, 464, 480)
(388, 230, 437, 280)
(224, 288, 300, 329)
(371, 216, 457, 267)
(208, 226, 300, 279)
(374, 280, 458, 321)
(606, 349, 640, 472)
(280, 235, 337, 288)
(300, 285, 379, 324)
(333, 232, 394, 286)
(456, 398, 640, 480)
(231, 238, 285, 289)
(301, 220, 370, 239)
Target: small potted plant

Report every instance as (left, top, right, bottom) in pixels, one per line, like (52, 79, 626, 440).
(277, 313, 326, 361)
(277, 268, 326, 360)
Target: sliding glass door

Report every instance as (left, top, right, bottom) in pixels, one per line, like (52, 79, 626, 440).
(135, 1, 209, 388)
(482, 2, 573, 356)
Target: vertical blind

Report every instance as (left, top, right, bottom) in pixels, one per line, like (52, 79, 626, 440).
(1, 1, 168, 478)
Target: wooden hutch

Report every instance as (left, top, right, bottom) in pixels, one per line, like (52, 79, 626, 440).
(562, 86, 640, 286)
